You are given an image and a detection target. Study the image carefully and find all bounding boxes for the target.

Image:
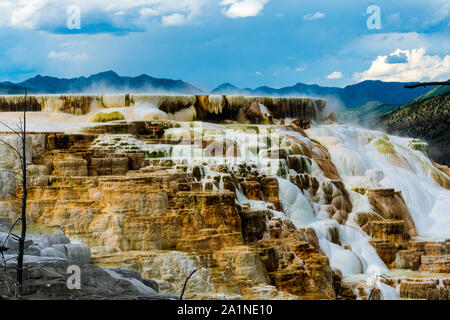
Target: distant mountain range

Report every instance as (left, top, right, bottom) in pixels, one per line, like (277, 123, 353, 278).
(0, 71, 204, 95)
(0, 70, 435, 109)
(211, 81, 433, 109)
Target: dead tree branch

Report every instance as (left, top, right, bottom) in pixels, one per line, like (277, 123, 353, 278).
(179, 269, 198, 300)
(404, 81, 450, 89)
(0, 88, 28, 299)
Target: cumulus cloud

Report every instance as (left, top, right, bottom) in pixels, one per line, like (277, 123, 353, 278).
(221, 0, 268, 18)
(354, 48, 450, 82)
(326, 71, 343, 79)
(303, 12, 325, 21)
(0, 0, 208, 33)
(162, 13, 187, 26)
(48, 51, 89, 61)
(140, 7, 160, 18)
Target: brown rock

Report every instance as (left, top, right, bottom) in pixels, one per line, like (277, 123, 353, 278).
(239, 209, 270, 243)
(260, 177, 283, 211)
(367, 188, 417, 236)
(287, 155, 311, 174)
(318, 180, 352, 223)
(399, 279, 447, 300)
(290, 119, 311, 130)
(424, 242, 447, 255)
(369, 239, 397, 266)
(332, 269, 343, 296)
(421, 255, 450, 273)
(289, 174, 311, 191)
(363, 220, 410, 244)
(314, 159, 341, 180)
(91, 157, 128, 175)
(46, 133, 97, 150)
(408, 240, 427, 253)
(256, 239, 335, 298)
(126, 152, 145, 170)
(431, 159, 450, 177)
(82, 121, 165, 138)
(53, 157, 88, 176)
(325, 112, 338, 123)
(245, 101, 263, 119)
(395, 249, 422, 270)
(339, 283, 357, 300)
(240, 180, 262, 200)
(354, 211, 382, 228)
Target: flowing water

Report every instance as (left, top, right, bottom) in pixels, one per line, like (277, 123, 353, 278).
(309, 124, 450, 238)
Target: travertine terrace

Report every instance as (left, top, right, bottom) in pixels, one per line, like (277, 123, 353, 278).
(0, 94, 449, 300)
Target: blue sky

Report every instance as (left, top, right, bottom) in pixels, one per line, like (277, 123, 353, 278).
(0, 0, 448, 90)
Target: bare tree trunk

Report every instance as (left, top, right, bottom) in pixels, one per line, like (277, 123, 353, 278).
(0, 89, 28, 298)
(404, 81, 450, 89)
(16, 90, 27, 299)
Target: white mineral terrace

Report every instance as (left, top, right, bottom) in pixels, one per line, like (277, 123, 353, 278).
(0, 96, 449, 300)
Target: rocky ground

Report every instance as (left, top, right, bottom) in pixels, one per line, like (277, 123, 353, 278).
(0, 219, 176, 300)
(0, 114, 449, 300)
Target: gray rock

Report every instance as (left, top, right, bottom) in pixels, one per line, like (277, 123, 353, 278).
(41, 247, 67, 259)
(104, 269, 158, 295)
(27, 231, 70, 249)
(65, 242, 91, 265)
(24, 245, 41, 256)
(0, 169, 16, 200)
(0, 232, 33, 251)
(0, 217, 12, 233)
(105, 268, 159, 292)
(0, 255, 176, 300)
(51, 243, 67, 255)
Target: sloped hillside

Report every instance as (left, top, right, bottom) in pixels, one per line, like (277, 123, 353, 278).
(414, 83, 450, 102)
(378, 91, 450, 165)
(338, 101, 398, 123)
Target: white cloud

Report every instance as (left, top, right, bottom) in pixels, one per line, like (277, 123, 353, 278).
(303, 12, 325, 21)
(353, 48, 450, 82)
(326, 71, 342, 79)
(221, 0, 268, 18)
(295, 67, 305, 72)
(162, 13, 187, 26)
(140, 7, 160, 18)
(255, 71, 262, 75)
(48, 51, 89, 61)
(0, 0, 208, 32)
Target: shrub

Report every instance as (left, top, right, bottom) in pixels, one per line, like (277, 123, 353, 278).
(90, 111, 125, 123)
